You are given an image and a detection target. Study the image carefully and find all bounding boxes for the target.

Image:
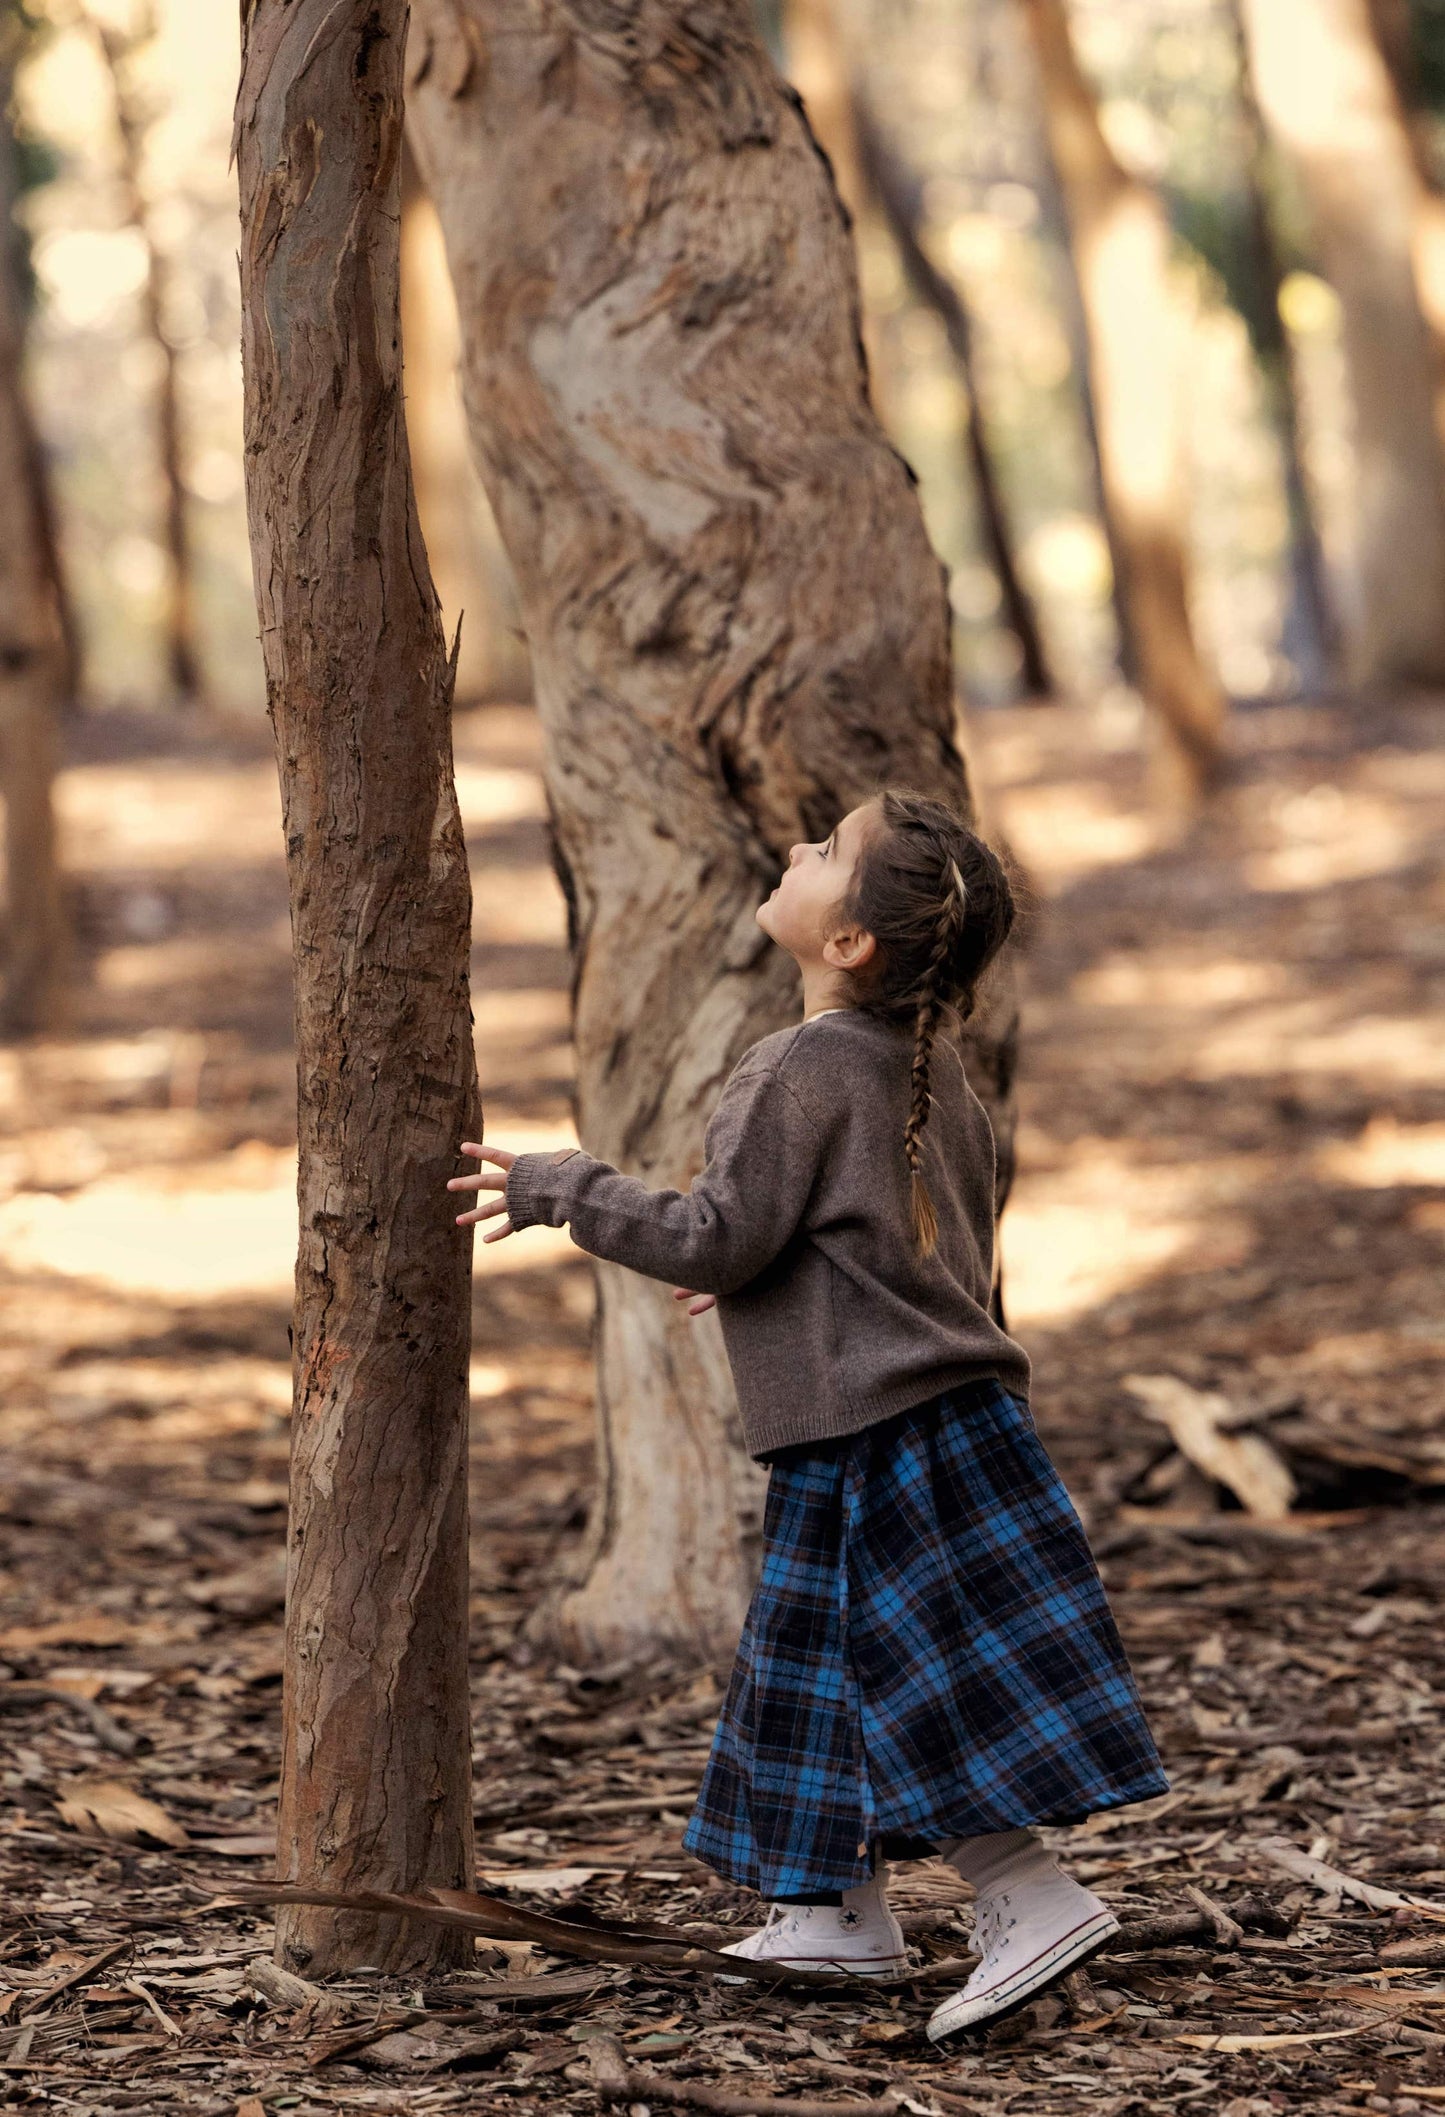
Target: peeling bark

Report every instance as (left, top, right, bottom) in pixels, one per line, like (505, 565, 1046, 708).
(236, 0, 478, 1974)
(408, 0, 1016, 1662)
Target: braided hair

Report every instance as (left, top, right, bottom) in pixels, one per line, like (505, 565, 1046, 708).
(838, 790, 1016, 1257)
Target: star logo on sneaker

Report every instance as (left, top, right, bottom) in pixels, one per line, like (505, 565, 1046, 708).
(840, 1907, 862, 1928)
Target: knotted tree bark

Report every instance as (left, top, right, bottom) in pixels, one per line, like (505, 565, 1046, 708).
(236, 0, 478, 1974)
(407, 0, 1016, 1662)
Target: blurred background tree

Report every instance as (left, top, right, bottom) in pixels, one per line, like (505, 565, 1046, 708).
(16, 0, 1445, 734)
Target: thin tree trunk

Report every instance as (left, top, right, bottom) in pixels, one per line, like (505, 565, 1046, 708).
(851, 91, 1055, 701)
(1239, 0, 1445, 684)
(94, 9, 201, 706)
(400, 143, 530, 705)
(1365, 0, 1445, 450)
(0, 47, 66, 1034)
(407, 0, 1018, 1663)
(1019, 0, 1226, 799)
(235, 0, 479, 1976)
(1227, 0, 1337, 688)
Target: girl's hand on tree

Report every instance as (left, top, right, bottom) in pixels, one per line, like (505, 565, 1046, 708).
(447, 1142, 516, 1242)
(673, 1286, 716, 1316)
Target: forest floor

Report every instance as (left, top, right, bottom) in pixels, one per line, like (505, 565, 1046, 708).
(1, 688, 1444, 2116)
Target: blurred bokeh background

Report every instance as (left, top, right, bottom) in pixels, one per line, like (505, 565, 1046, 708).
(11, 0, 1445, 725)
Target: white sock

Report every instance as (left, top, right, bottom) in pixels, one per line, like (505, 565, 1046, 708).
(938, 1826, 1065, 1898)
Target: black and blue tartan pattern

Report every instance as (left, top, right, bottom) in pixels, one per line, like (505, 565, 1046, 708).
(682, 1379, 1168, 1899)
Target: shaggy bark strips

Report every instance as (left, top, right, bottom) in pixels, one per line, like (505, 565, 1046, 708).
(235, 0, 478, 1973)
(407, 0, 1016, 1659)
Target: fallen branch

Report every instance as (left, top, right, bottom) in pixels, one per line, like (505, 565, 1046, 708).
(1258, 1840, 1445, 1922)
(18, 1940, 131, 2017)
(1182, 1885, 1244, 1950)
(217, 1882, 1291, 1993)
(0, 1682, 137, 1756)
(219, 1883, 897, 1989)
(587, 2035, 906, 2115)
(1123, 1374, 1296, 1520)
(1381, 1937, 1445, 1969)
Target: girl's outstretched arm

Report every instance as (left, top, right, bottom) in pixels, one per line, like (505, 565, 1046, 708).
(449, 1061, 824, 1297)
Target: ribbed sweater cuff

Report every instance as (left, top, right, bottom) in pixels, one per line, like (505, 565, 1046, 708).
(504, 1151, 560, 1232)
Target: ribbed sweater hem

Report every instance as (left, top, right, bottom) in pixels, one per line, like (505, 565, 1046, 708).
(746, 1361, 1031, 1462)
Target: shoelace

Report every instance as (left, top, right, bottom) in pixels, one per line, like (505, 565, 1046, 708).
(974, 1890, 1017, 1964)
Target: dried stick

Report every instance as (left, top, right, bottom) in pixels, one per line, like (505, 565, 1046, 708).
(588, 2036, 905, 2115)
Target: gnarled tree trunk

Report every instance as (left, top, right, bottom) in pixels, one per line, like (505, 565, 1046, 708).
(408, 0, 1016, 1663)
(1240, 0, 1445, 684)
(1019, 0, 1226, 799)
(236, 0, 478, 1975)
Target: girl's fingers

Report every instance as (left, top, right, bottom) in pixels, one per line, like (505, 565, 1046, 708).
(459, 1140, 515, 1168)
(455, 1200, 506, 1226)
(480, 1217, 514, 1243)
(447, 1172, 505, 1192)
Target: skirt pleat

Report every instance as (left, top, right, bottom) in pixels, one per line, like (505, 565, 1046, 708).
(682, 1379, 1168, 1899)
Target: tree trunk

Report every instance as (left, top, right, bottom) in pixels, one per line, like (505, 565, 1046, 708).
(1239, 0, 1445, 684)
(407, 0, 1016, 1663)
(235, 0, 478, 1976)
(400, 144, 531, 704)
(851, 90, 1055, 702)
(1365, 0, 1445, 453)
(1226, 0, 1338, 689)
(1019, 0, 1226, 799)
(0, 48, 66, 1035)
(95, 10, 202, 706)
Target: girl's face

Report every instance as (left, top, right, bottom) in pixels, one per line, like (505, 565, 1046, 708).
(755, 801, 879, 974)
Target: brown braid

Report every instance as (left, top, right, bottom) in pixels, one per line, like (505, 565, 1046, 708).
(903, 863, 967, 1256)
(836, 791, 1016, 1259)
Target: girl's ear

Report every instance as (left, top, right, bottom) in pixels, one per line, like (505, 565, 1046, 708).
(824, 925, 877, 974)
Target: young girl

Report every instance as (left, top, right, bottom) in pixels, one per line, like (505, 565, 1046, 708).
(448, 788, 1167, 2040)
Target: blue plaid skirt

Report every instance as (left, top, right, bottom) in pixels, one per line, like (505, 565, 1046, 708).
(682, 1379, 1167, 1899)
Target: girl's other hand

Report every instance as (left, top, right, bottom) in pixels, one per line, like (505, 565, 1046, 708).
(673, 1285, 716, 1316)
(447, 1141, 516, 1242)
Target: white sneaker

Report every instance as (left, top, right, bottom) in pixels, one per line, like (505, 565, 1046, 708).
(718, 1876, 908, 1981)
(926, 1876, 1118, 2040)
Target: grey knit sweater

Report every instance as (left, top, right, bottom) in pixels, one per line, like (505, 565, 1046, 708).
(503, 1007, 1031, 1460)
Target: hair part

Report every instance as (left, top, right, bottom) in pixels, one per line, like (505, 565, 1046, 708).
(838, 789, 1016, 1258)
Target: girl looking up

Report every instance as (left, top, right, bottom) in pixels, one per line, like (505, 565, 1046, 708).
(447, 788, 1166, 2039)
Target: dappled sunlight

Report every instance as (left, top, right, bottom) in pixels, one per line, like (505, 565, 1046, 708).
(1315, 1115, 1445, 1186)
(1191, 1005, 1445, 1085)
(57, 761, 283, 870)
(1071, 953, 1288, 1010)
(0, 1121, 585, 1301)
(1001, 1138, 1257, 1326)
(990, 779, 1166, 889)
(1245, 784, 1421, 892)
(473, 864, 571, 945)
